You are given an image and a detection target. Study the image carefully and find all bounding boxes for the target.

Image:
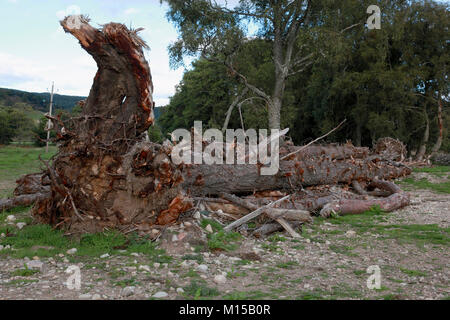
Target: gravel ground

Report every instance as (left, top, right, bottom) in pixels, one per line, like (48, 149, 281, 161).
(0, 172, 448, 300)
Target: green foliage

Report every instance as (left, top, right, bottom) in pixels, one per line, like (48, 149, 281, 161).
(162, 0, 449, 153)
(0, 105, 34, 144)
(148, 124, 164, 143)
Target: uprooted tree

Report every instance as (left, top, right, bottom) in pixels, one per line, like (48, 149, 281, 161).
(1, 16, 413, 237)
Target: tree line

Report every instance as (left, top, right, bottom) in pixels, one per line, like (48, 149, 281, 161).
(157, 0, 449, 156)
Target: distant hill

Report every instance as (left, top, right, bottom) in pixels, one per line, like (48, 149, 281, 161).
(0, 87, 86, 112)
(0, 88, 165, 120)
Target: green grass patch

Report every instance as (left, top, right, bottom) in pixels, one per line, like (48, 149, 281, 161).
(326, 207, 449, 247)
(268, 233, 288, 242)
(11, 264, 39, 277)
(276, 260, 299, 269)
(0, 219, 171, 261)
(183, 280, 220, 299)
(200, 218, 223, 232)
(413, 166, 449, 175)
(399, 177, 450, 194)
(329, 244, 357, 256)
(399, 267, 428, 277)
(207, 230, 242, 251)
(0, 145, 57, 197)
(182, 254, 204, 263)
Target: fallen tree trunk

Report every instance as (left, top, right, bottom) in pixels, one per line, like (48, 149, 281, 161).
(183, 157, 411, 195)
(0, 193, 50, 212)
(319, 179, 410, 217)
(0, 16, 412, 235)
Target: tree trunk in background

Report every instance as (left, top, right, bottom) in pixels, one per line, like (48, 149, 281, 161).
(431, 95, 443, 155)
(416, 106, 429, 161)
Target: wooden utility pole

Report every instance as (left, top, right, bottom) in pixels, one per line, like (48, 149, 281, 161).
(45, 82, 54, 153)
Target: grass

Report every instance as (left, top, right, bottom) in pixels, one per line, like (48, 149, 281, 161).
(399, 267, 428, 277)
(0, 209, 172, 261)
(11, 265, 40, 277)
(276, 260, 299, 269)
(413, 166, 450, 176)
(0, 145, 57, 197)
(326, 206, 449, 247)
(207, 230, 242, 251)
(183, 280, 220, 299)
(399, 177, 450, 194)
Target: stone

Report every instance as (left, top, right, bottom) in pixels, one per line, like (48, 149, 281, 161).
(213, 274, 227, 284)
(184, 221, 192, 227)
(193, 211, 201, 220)
(180, 260, 189, 268)
(122, 286, 135, 297)
(139, 265, 151, 272)
(172, 234, 178, 242)
(0, 233, 5, 238)
(153, 291, 168, 298)
(16, 222, 26, 230)
(100, 253, 110, 259)
(153, 262, 160, 268)
(197, 264, 208, 273)
(92, 294, 101, 300)
(176, 287, 184, 294)
(205, 224, 213, 233)
(79, 293, 92, 299)
(67, 248, 77, 255)
(346, 230, 356, 238)
(6, 215, 16, 223)
(26, 260, 44, 271)
(0, 245, 3, 251)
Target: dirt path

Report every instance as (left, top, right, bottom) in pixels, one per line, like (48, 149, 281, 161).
(0, 172, 448, 300)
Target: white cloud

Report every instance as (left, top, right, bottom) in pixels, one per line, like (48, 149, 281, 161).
(56, 5, 81, 20)
(124, 8, 139, 15)
(0, 51, 96, 96)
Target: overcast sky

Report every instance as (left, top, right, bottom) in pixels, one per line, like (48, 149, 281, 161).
(0, 0, 191, 106)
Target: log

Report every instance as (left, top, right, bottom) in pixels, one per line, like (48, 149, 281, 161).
(221, 193, 292, 232)
(0, 193, 50, 212)
(319, 180, 410, 217)
(183, 158, 411, 195)
(253, 222, 303, 238)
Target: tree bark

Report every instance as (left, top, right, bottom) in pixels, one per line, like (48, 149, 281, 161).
(431, 95, 443, 155)
(416, 106, 430, 161)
